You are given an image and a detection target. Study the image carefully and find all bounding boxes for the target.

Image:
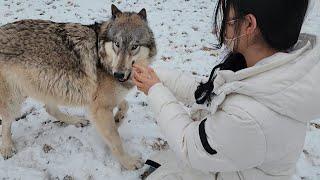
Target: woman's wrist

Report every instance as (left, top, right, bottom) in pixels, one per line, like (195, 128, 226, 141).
(148, 82, 163, 95)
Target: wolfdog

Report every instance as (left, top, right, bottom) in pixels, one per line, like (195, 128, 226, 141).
(0, 4, 156, 170)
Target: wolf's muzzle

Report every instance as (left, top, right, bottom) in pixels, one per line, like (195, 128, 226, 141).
(114, 72, 131, 82)
(114, 72, 125, 80)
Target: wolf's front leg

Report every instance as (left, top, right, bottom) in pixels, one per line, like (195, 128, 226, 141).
(0, 116, 16, 159)
(89, 104, 143, 170)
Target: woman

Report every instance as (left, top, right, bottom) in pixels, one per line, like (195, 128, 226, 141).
(133, 0, 318, 179)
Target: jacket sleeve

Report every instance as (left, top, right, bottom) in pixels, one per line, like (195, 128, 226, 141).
(148, 83, 266, 172)
(153, 67, 206, 105)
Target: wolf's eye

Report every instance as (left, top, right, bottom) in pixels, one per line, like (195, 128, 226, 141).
(131, 45, 138, 51)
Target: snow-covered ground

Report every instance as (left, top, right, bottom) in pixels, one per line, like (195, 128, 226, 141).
(0, 0, 319, 179)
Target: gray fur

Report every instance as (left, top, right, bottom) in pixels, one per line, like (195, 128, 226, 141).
(0, 5, 156, 170)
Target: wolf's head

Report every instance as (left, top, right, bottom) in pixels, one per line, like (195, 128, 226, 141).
(98, 4, 157, 82)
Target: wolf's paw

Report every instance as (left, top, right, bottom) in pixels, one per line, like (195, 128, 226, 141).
(0, 144, 17, 160)
(74, 119, 90, 128)
(115, 100, 128, 125)
(121, 156, 143, 170)
(114, 111, 126, 124)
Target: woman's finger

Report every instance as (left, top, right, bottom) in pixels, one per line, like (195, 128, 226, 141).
(133, 78, 147, 93)
(134, 71, 151, 83)
(135, 69, 149, 78)
(133, 73, 144, 84)
(133, 64, 148, 74)
(147, 68, 160, 81)
(133, 72, 143, 82)
(132, 77, 144, 89)
(132, 67, 141, 74)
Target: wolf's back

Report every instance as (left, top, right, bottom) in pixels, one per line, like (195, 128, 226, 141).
(0, 19, 97, 72)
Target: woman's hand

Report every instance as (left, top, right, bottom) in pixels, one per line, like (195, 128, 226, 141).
(132, 64, 161, 95)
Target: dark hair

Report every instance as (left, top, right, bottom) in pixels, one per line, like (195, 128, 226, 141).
(214, 0, 309, 51)
(195, 0, 309, 105)
(195, 53, 247, 104)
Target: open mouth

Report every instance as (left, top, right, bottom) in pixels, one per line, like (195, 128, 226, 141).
(118, 72, 131, 83)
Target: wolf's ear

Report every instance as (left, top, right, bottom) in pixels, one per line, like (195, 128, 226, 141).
(138, 8, 147, 20)
(111, 4, 122, 19)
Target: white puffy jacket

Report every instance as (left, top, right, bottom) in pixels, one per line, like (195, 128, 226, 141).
(148, 33, 320, 180)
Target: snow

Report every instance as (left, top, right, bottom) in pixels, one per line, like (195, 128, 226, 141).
(0, 0, 319, 179)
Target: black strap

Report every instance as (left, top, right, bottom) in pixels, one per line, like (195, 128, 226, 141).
(199, 118, 217, 155)
(141, 160, 161, 180)
(145, 159, 161, 169)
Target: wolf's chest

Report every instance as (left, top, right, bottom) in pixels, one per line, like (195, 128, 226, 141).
(114, 81, 134, 104)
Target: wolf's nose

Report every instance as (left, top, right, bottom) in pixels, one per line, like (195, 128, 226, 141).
(114, 72, 125, 79)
